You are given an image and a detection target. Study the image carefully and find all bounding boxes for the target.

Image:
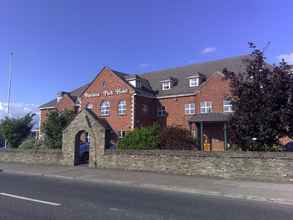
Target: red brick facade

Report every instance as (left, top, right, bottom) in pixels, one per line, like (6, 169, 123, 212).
(80, 68, 135, 133)
(40, 66, 234, 151)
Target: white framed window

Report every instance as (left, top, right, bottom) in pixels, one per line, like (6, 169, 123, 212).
(200, 101, 212, 113)
(157, 106, 166, 117)
(100, 100, 110, 116)
(189, 77, 199, 87)
(184, 103, 195, 115)
(118, 100, 126, 115)
(223, 100, 233, 112)
(161, 80, 171, 90)
(86, 103, 93, 109)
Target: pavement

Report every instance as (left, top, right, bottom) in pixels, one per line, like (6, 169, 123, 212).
(1, 162, 293, 206)
(1, 172, 293, 220)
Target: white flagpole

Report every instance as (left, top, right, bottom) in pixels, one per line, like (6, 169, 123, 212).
(4, 52, 13, 149)
(7, 52, 13, 117)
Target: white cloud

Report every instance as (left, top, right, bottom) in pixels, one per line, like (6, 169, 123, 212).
(277, 53, 293, 64)
(139, 63, 150, 68)
(201, 47, 217, 54)
(0, 101, 40, 128)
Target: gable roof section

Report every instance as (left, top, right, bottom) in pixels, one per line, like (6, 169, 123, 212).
(39, 83, 89, 109)
(79, 67, 137, 98)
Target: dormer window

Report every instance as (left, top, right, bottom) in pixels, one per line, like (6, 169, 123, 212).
(57, 96, 62, 103)
(187, 74, 200, 88)
(129, 79, 141, 88)
(56, 91, 65, 103)
(189, 77, 199, 87)
(161, 80, 171, 90)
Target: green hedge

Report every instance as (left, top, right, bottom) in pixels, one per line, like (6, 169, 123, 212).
(118, 124, 196, 150)
(118, 124, 160, 150)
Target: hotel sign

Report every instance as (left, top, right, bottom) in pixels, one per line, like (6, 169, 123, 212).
(84, 88, 129, 98)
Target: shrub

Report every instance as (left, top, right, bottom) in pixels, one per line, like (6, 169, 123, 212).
(159, 126, 195, 150)
(118, 124, 160, 150)
(41, 110, 76, 149)
(0, 113, 35, 148)
(19, 137, 37, 149)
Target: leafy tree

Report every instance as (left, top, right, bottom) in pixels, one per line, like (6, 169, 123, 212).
(0, 113, 35, 148)
(118, 124, 160, 150)
(224, 43, 293, 151)
(41, 110, 76, 149)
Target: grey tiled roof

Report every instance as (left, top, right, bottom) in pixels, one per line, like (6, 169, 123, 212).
(141, 55, 250, 97)
(188, 113, 232, 122)
(40, 55, 251, 109)
(39, 84, 89, 109)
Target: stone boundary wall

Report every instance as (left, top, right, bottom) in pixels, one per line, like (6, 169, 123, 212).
(0, 149, 63, 165)
(96, 150, 293, 182)
(1, 148, 293, 182)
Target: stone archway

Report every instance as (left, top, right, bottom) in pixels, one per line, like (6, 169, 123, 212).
(62, 109, 106, 167)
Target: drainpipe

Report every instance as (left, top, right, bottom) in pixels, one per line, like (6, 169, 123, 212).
(200, 121, 203, 151)
(224, 122, 227, 151)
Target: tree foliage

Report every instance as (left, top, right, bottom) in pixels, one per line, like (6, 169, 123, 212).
(224, 43, 293, 151)
(41, 110, 76, 149)
(0, 113, 35, 148)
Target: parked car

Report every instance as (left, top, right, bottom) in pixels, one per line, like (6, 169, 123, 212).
(0, 137, 5, 148)
(285, 141, 293, 152)
(79, 142, 89, 163)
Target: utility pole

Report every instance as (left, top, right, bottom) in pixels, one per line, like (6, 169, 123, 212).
(4, 52, 13, 149)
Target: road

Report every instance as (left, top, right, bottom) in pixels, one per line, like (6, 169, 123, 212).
(0, 173, 292, 220)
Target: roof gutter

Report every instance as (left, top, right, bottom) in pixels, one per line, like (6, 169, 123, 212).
(157, 91, 199, 99)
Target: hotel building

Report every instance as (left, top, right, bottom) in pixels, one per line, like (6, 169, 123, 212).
(39, 56, 249, 151)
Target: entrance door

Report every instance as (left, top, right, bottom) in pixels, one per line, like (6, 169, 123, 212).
(203, 134, 211, 151)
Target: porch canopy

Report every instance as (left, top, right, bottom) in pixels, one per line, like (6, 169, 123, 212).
(188, 113, 232, 151)
(188, 112, 232, 123)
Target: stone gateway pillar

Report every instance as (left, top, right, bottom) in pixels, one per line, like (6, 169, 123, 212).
(62, 109, 106, 167)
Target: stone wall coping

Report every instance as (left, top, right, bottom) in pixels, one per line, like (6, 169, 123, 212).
(105, 150, 293, 160)
(0, 148, 62, 154)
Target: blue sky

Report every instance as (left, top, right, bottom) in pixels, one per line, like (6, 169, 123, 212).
(0, 0, 293, 118)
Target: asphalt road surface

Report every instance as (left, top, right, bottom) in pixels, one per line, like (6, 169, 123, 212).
(0, 173, 292, 220)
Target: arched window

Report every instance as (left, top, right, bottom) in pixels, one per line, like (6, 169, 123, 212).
(100, 100, 110, 116)
(118, 100, 126, 115)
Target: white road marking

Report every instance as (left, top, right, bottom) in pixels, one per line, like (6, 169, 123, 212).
(0, 192, 61, 206)
(109, 207, 124, 212)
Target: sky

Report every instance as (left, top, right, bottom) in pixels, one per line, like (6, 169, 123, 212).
(0, 0, 293, 121)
